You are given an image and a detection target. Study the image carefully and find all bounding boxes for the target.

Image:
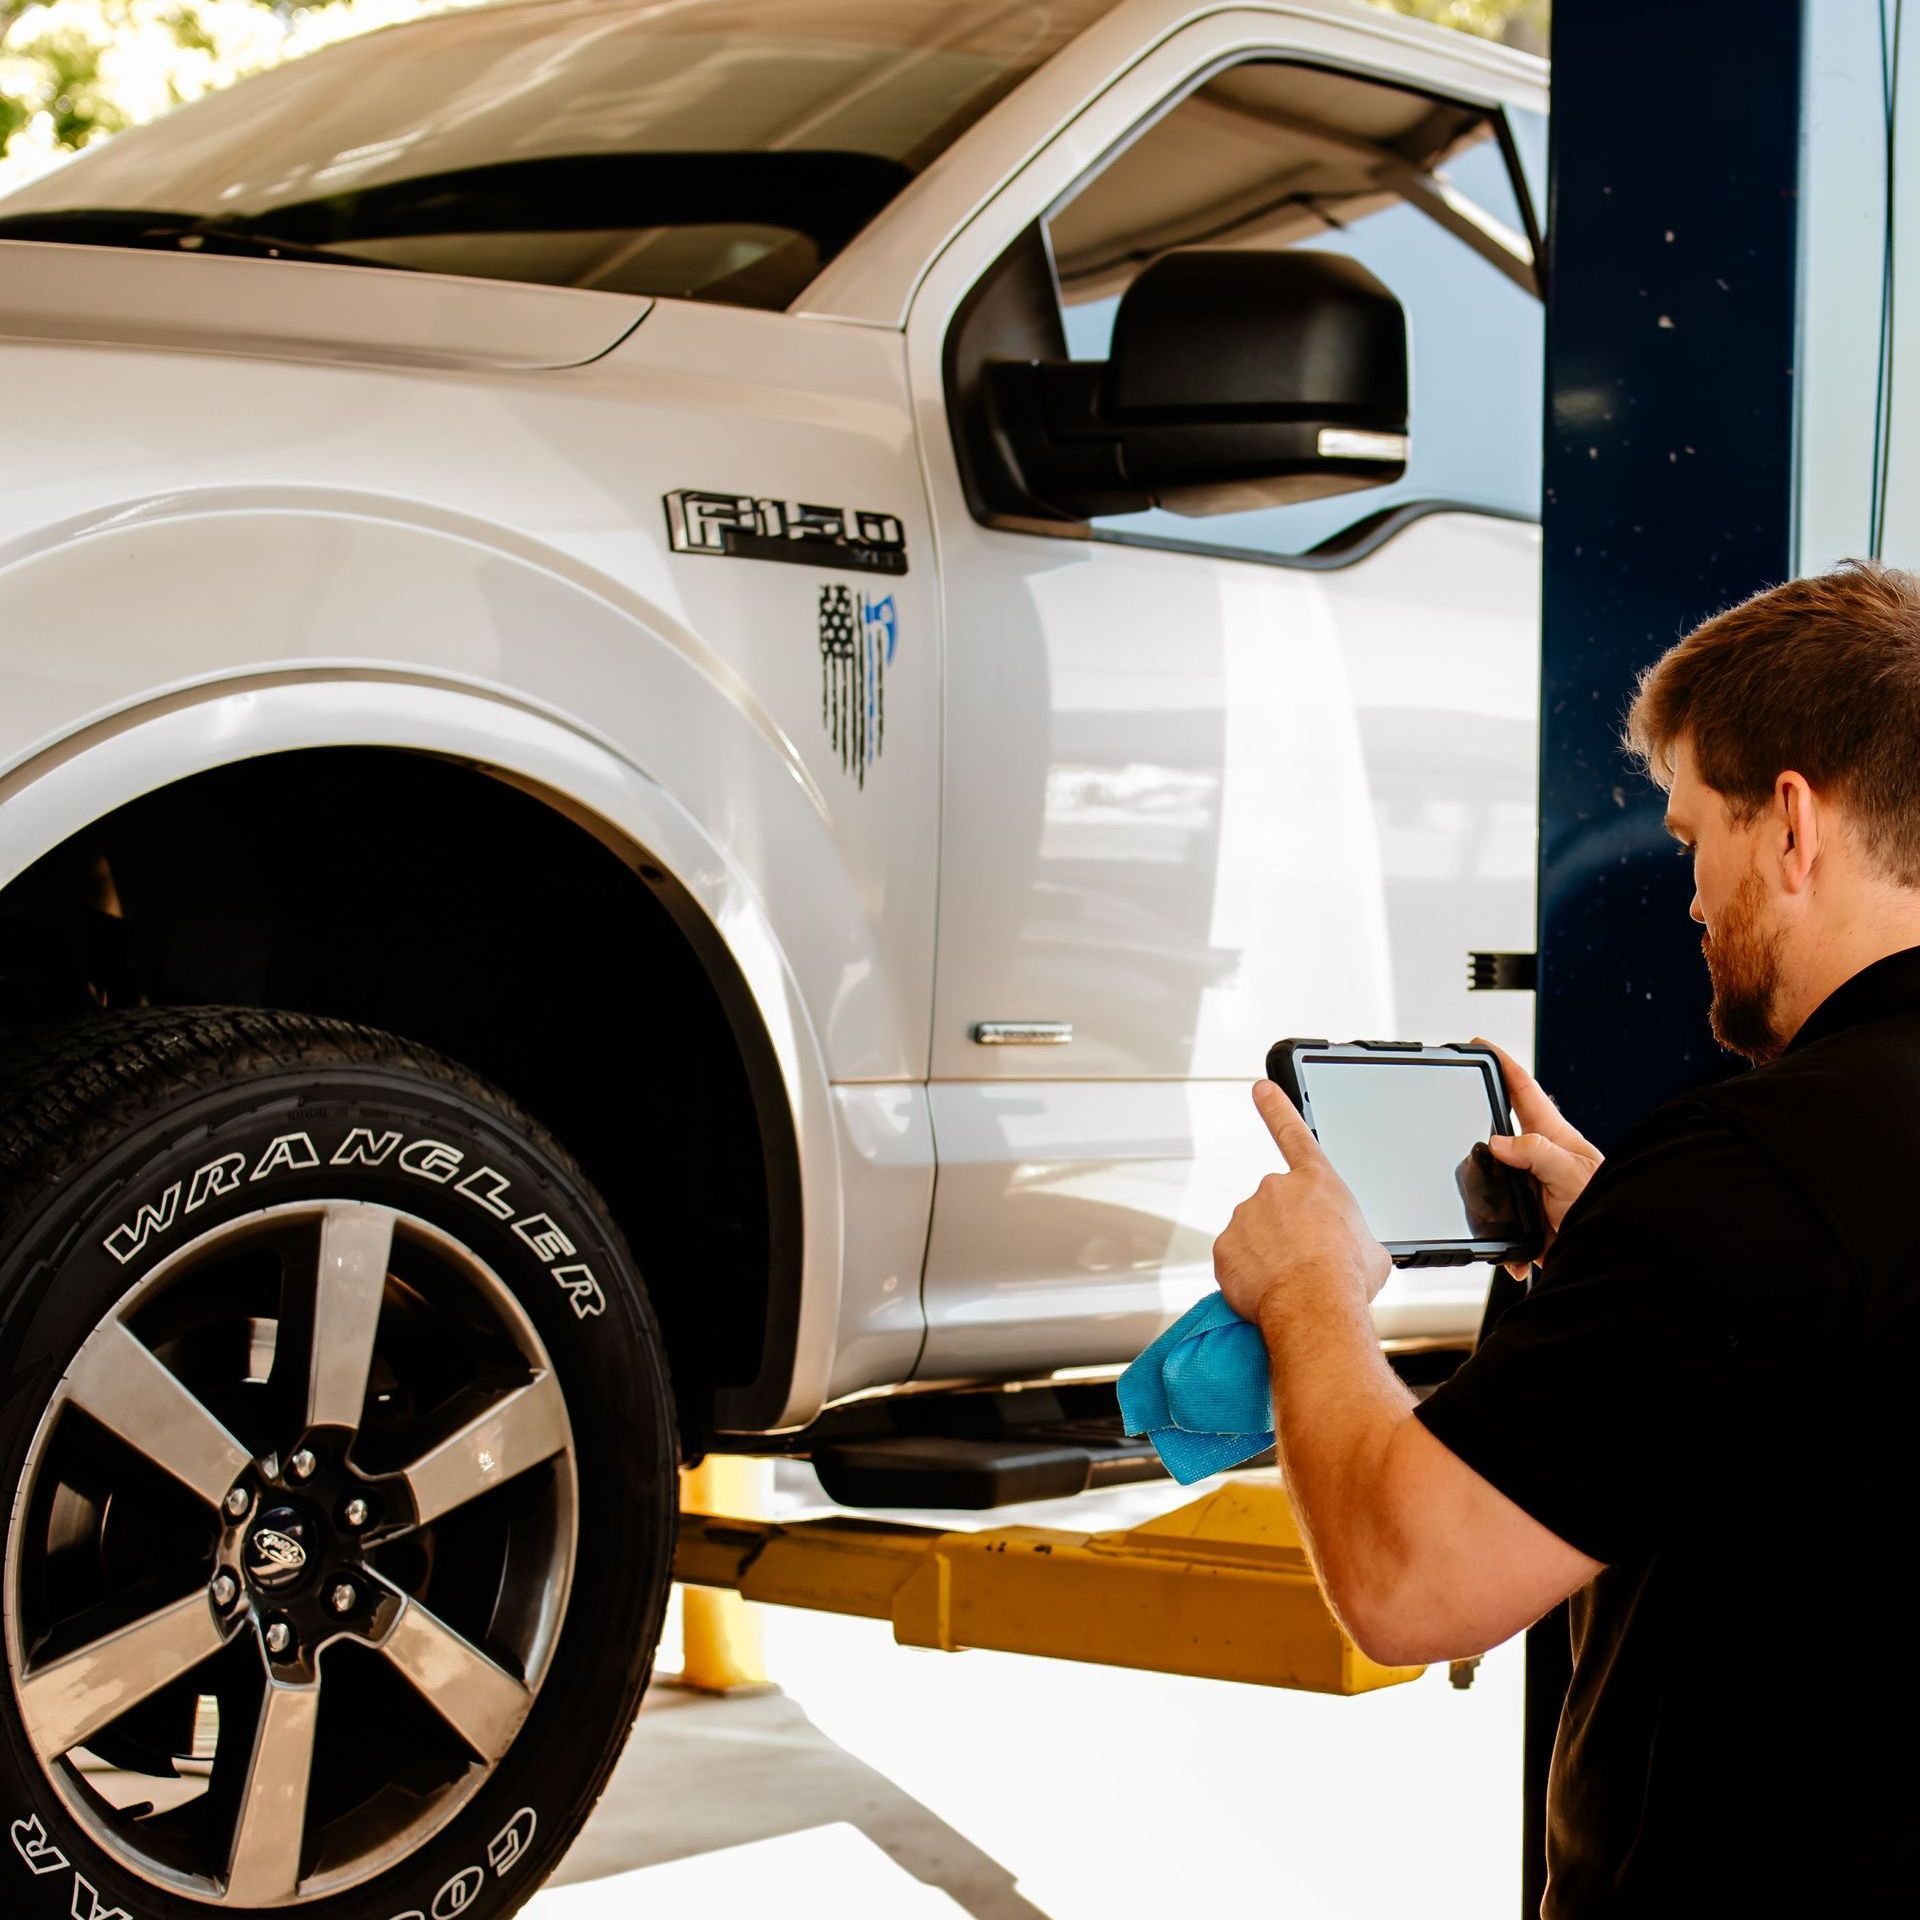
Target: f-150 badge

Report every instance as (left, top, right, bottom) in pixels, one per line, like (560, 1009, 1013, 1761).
(665, 490, 908, 576)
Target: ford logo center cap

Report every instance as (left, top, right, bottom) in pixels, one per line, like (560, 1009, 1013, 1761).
(246, 1513, 313, 1589)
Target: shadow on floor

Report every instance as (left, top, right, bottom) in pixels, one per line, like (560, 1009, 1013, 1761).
(546, 1683, 1052, 1920)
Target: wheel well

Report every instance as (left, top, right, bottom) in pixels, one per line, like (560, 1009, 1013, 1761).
(0, 747, 799, 1448)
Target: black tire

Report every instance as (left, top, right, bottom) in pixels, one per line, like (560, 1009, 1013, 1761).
(0, 1008, 677, 1920)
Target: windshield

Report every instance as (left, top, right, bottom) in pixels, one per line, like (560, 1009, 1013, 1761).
(0, 0, 1117, 309)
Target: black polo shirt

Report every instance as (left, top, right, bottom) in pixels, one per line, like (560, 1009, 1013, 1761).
(1416, 945, 1920, 1915)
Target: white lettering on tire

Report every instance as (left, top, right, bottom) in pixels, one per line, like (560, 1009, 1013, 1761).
(9, 1815, 66, 1875)
(431, 1865, 484, 1918)
(103, 1184, 180, 1265)
(250, 1132, 319, 1180)
(102, 1132, 607, 1335)
(455, 1167, 515, 1219)
(69, 1875, 131, 1920)
(551, 1265, 606, 1320)
(511, 1214, 574, 1263)
(398, 1140, 463, 1183)
(333, 1127, 402, 1167)
(184, 1152, 246, 1214)
(14, 1797, 541, 1916)
(10, 1811, 137, 1919)
(487, 1807, 537, 1877)
(383, 1805, 541, 1920)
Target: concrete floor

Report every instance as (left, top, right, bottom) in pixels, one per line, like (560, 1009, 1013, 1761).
(527, 1466, 1524, 1920)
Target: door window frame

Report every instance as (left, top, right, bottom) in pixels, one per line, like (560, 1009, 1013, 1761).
(907, 10, 1548, 574)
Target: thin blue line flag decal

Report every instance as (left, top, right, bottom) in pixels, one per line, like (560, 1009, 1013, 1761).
(819, 586, 896, 786)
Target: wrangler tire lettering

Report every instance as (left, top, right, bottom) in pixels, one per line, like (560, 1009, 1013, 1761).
(103, 1183, 180, 1265)
(512, 1213, 575, 1263)
(250, 1131, 319, 1180)
(398, 1139, 463, 1183)
(184, 1151, 246, 1214)
(456, 1165, 515, 1219)
(332, 1127, 402, 1167)
(551, 1264, 606, 1320)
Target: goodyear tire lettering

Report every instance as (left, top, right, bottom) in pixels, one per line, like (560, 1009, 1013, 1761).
(430, 1865, 484, 1918)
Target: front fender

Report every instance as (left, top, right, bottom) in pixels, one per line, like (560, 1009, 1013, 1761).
(0, 487, 923, 1079)
(0, 669, 846, 1430)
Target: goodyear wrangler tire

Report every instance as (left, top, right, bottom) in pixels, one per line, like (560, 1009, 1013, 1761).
(0, 1009, 677, 1920)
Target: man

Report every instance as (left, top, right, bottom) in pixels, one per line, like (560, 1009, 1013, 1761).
(1216, 559, 1920, 1912)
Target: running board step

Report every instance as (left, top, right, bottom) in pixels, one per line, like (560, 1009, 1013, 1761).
(808, 1431, 1170, 1510)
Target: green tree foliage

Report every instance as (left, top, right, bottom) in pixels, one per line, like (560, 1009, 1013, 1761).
(1371, 0, 1549, 54)
(13, 21, 127, 150)
(0, 0, 466, 192)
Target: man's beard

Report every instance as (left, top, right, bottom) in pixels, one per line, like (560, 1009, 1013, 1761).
(1703, 862, 1786, 1064)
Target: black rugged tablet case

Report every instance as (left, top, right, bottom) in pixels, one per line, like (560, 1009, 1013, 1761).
(1265, 1037, 1544, 1267)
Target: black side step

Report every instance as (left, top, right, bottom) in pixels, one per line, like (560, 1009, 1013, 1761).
(718, 1381, 1198, 1510)
(709, 1365, 1454, 1512)
(809, 1428, 1172, 1510)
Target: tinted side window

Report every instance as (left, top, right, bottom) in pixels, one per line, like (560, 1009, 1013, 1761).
(1042, 62, 1543, 562)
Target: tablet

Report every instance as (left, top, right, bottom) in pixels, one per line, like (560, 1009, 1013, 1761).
(1265, 1039, 1543, 1267)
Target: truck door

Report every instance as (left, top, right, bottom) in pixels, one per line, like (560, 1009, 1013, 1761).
(907, 17, 1547, 1378)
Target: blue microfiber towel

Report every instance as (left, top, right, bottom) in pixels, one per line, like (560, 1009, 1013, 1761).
(1117, 1292, 1274, 1485)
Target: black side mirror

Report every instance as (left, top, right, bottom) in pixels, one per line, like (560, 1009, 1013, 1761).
(983, 249, 1409, 521)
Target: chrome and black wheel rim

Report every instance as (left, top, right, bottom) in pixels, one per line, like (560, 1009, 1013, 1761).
(4, 1201, 578, 1906)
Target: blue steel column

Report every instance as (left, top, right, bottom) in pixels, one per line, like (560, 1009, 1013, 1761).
(1526, 3, 1807, 1912)
(1538, 2, 1807, 1148)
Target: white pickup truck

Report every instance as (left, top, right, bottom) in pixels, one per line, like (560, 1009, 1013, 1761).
(0, 3, 1544, 1914)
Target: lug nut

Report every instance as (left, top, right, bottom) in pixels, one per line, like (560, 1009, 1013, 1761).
(224, 1487, 250, 1520)
(328, 1582, 357, 1617)
(288, 1448, 317, 1482)
(264, 1620, 294, 1657)
(210, 1572, 238, 1609)
(343, 1497, 370, 1530)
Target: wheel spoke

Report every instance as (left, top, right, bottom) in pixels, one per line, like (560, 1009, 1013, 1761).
(61, 1319, 251, 1509)
(224, 1677, 320, 1906)
(400, 1371, 568, 1528)
(380, 1597, 532, 1763)
(304, 1204, 396, 1431)
(19, 1591, 228, 1760)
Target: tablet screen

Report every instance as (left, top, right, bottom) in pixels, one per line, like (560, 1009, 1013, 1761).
(1298, 1056, 1518, 1245)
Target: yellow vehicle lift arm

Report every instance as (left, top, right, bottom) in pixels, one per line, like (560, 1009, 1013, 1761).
(675, 1473, 1423, 1697)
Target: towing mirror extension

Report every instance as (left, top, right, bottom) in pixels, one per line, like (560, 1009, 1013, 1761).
(981, 248, 1410, 522)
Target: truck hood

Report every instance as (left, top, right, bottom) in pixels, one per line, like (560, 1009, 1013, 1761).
(0, 241, 650, 372)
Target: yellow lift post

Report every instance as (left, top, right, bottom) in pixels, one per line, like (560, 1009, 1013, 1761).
(674, 1472, 1423, 1697)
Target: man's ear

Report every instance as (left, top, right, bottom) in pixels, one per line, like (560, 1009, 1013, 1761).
(1776, 772, 1820, 892)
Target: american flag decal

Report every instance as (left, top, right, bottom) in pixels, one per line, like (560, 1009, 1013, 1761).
(818, 585, 895, 787)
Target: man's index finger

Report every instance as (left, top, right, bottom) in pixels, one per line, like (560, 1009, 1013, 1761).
(1252, 1079, 1324, 1166)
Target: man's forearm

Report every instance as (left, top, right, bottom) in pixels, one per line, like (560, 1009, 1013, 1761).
(1255, 1270, 1420, 1653)
(1215, 1081, 1605, 1663)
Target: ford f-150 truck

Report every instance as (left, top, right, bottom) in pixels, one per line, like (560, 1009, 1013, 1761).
(0, 3, 1545, 1913)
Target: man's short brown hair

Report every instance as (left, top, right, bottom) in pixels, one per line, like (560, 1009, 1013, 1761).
(1625, 559, 1920, 886)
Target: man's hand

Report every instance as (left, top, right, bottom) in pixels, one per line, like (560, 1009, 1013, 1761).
(1214, 1081, 1391, 1328)
(1478, 1038, 1603, 1272)
(1217, 1074, 1601, 1667)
